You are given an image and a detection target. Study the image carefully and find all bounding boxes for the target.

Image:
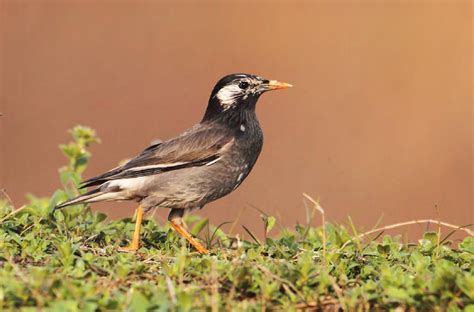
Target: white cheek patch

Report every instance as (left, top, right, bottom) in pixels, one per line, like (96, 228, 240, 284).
(215, 84, 244, 110)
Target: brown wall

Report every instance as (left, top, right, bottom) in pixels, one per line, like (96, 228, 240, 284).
(1, 1, 472, 239)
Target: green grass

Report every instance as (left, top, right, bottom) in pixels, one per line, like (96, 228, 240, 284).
(0, 126, 473, 311)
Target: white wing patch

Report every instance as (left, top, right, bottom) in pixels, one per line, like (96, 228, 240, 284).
(126, 162, 188, 172)
(205, 157, 221, 166)
(126, 157, 221, 172)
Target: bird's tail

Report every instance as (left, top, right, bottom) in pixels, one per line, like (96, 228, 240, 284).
(55, 188, 106, 210)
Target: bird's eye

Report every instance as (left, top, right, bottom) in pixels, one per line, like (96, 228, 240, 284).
(238, 81, 249, 89)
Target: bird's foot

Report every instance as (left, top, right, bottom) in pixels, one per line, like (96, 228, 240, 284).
(118, 206, 144, 254)
(190, 240, 209, 254)
(118, 244, 139, 253)
(170, 221, 209, 254)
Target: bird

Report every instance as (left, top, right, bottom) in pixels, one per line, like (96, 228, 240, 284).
(56, 73, 292, 254)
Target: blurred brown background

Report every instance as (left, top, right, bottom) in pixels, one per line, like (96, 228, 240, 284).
(1, 1, 472, 239)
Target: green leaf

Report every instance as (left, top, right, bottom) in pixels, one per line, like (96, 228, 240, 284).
(464, 305, 474, 312)
(457, 274, 474, 300)
(95, 212, 107, 223)
(48, 300, 80, 312)
(377, 244, 390, 257)
(385, 286, 409, 302)
(261, 214, 276, 235)
(128, 290, 150, 312)
(191, 218, 209, 236)
(423, 231, 439, 245)
(459, 237, 474, 254)
(266, 216, 276, 234)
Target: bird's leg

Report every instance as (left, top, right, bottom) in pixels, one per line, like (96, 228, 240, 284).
(168, 209, 209, 254)
(118, 205, 144, 252)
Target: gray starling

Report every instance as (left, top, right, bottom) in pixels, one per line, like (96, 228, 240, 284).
(56, 73, 292, 253)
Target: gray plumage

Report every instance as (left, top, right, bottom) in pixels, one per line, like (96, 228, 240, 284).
(56, 73, 290, 222)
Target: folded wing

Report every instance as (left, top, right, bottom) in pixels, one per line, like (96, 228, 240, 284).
(81, 124, 233, 188)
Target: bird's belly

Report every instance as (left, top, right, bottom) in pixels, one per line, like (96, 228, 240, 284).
(202, 159, 253, 199)
(143, 155, 255, 210)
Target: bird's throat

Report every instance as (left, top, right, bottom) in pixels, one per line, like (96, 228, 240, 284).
(202, 96, 258, 127)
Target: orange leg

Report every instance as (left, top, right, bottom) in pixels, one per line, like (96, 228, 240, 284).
(118, 206, 144, 253)
(170, 221, 209, 254)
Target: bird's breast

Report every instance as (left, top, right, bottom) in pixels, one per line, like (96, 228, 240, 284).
(219, 125, 263, 191)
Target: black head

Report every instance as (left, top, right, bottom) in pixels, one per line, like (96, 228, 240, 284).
(202, 73, 292, 123)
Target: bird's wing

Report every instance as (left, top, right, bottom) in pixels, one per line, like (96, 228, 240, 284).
(81, 124, 233, 188)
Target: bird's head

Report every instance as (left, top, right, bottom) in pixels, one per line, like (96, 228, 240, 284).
(202, 73, 292, 123)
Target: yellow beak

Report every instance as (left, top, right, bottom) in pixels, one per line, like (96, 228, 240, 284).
(267, 80, 293, 90)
